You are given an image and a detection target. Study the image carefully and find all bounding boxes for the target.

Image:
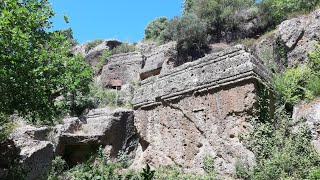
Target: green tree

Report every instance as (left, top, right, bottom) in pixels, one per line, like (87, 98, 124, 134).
(183, 0, 255, 42)
(0, 0, 93, 124)
(59, 28, 78, 47)
(144, 17, 169, 42)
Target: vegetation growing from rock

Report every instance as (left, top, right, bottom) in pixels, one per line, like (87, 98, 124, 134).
(273, 40, 320, 108)
(238, 83, 320, 179)
(111, 43, 136, 55)
(49, 146, 219, 180)
(55, 82, 126, 116)
(0, 113, 15, 142)
(183, 0, 256, 42)
(143, 0, 320, 66)
(259, 0, 320, 26)
(237, 41, 320, 179)
(85, 39, 103, 53)
(95, 50, 112, 73)
(0, 0, 93, 125)
(95, 43, 136, 73)
(159, 14, 209, 65)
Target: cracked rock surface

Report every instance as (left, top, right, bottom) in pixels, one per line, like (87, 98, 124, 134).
(255, 9, 320, 68)
(131, 46, 270, 177)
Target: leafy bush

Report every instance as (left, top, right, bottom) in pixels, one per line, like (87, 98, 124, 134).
(141, 164, 155, 180)
(0, 113, 16, 142)
(273, 41, 320, 107)
(117, 150, 130, 168)
(48, 156, 67, 180)
(273, 66, 310, 106)
(259, 0, 320, 27)
(66, 147, 123, 180)
(85, 39, 103, 53)
(160, 14, 208, 65)
(144, 17, 169, 42)
(111, 43, 136, 55)
(153, 165, 218, 180)
(54, 146, 219, 180)
(309, 168, 320, 180)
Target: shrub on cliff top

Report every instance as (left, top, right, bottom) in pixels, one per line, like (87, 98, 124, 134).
(258, 0, 320, 27)
(85, 39, 103, 53)
(160, 13, 208, 65)
(183, 0, 256, 42)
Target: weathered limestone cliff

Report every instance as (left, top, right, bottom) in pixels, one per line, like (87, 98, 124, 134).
(131, 45, 271, 177)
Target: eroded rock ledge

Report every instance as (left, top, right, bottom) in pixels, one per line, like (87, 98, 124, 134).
(131, 45, 272, 177)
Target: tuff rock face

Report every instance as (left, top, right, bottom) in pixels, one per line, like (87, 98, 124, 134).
(132, 45, 271, 177)
(98, 42, 178, 87)
(6, 125, 54, 180)
(293, 98, 320, 152)
(53, 108, 138, 166)
(72, 39, 122, 67)
(255, 9, 320, 69)
(99, 52, 144, 86)
(0, 108, 138, 179)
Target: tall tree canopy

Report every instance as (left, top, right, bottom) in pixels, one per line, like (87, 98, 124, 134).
(0, 0, 92, 124)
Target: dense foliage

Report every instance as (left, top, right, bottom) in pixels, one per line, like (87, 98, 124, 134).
(143, 17, 169, 42)
(183, 0, 256, 41)
(0, 0, 93, 124)
(55, 83, 127, 117)
(183, 0, 320, 39)
(60, 28, 78, 47)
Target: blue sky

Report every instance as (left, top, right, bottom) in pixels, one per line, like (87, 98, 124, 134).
(49, 0, 182, 44)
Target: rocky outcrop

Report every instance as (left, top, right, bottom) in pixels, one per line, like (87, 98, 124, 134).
(99, 52, 144, 87)
(97, 41, 179, 92)
(132, 45, 271, 177)
(293, 98, 320, 152)
(140, 42, 176, 80)
(4, 125, 54, 180)
(72, 39, 122, 67)
(255, 9, 320, 69)
(53, 108, 138, 166)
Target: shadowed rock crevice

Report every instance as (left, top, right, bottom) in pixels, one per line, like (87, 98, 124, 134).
(53, 108, 138, 167)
